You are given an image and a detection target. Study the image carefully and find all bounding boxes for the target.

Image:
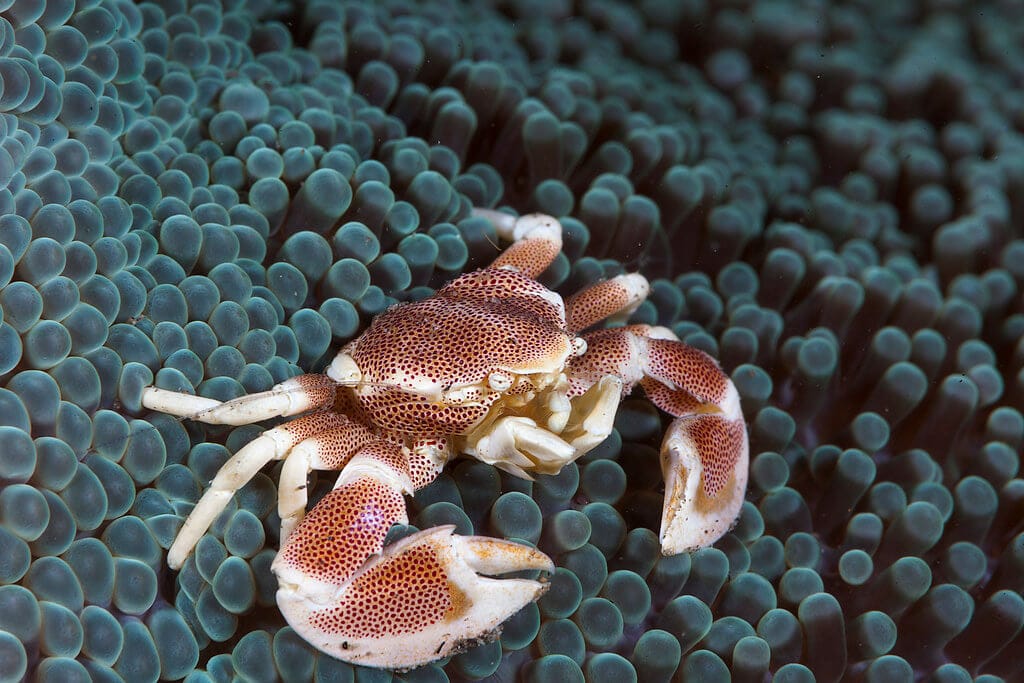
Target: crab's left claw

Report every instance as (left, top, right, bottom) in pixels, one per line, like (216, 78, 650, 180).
(276, 526, 553, 669)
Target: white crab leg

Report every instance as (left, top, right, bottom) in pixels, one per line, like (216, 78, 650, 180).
(473, 209, 563, 278)
(142, 374, 337, 426)
(140, 388, 223, 417)
(167, 412, 349, 569)
(276, 419, 381, 543)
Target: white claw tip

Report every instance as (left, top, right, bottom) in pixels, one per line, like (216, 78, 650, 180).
(617, 273, 650, 300)
(512, 213, 561, 243)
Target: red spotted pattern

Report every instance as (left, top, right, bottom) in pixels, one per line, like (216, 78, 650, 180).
(566, 328, 638, 398)
(331, 384, 371, 421)
(351, 440, 411, 480)
(278, 411, 351, 445)
(683, 414, 746, 498)
(357, 386, 496, 435)
(279, 477, 406, 585)
(489, 237, 561, 278)
(294, 373, 339, 408)
(565, 279, 637, 333)
(644, 338, 728, 405)
(303, 419, 378, 470)
(351, 270, 573, 434)
(309, 544, 453, 637)
(640, 377, 704, 417)
(439, 269, 565, 327)
(409, 438, 446, 489)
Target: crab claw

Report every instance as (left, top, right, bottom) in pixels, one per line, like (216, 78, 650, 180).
(659, 413, 749, 554)
(275, 525, 553, 669)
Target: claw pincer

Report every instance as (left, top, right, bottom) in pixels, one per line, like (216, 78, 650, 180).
(144, 211, 749, 669)
(277, 526, 553, 666)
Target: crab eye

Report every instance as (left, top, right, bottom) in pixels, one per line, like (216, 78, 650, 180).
(572, 337, 587, 356)
(327, 353, 361, 386)
(488, 371, 513, 392)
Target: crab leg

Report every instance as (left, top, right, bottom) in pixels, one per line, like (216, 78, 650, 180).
(565, 272, 651, 332)
(167, 411, 351, 569)
(272, 438, 554, 669)
(474, 209, 563, 277)
(277, 419, 380, 543)
(141, 374, 337, 426)
(568, 325, 748, 554)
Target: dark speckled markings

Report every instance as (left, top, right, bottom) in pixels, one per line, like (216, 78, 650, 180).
(1, 0, 1024, 680)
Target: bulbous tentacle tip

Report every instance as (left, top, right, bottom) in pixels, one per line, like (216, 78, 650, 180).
(277, 525, 554, 670)
(658, 412, 750, 555)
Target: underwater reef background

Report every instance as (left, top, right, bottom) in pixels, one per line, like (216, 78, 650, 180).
(0, 0, 1023, 680)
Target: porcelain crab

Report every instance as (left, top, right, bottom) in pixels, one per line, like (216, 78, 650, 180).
(142, 210, 749, 669)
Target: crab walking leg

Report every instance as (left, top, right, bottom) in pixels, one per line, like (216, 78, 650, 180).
(473, 209, 563, 278)
(142, 374, 337, 426)
(276, 419, 382, 543)
(139, 388, 223, 417)
(167, 412, 350, 569)
(567, 327, 748, 554)
(564, 272, 651, 333)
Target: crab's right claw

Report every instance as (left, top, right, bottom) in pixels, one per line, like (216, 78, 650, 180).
(659, 412, 749, 555)
(276, 526, 553, 670)
(634, 336, 750, 555)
